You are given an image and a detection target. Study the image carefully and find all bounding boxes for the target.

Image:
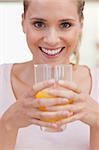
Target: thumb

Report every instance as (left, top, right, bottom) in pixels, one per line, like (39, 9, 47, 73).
(32, 79, 55, 96)
(20, 79, 55, 98)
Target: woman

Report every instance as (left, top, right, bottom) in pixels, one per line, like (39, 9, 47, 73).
(0, 0, 99, 149)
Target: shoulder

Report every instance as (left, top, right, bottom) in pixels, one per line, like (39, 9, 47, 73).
(73, 64, 91, 94)
(73, 64, 90, 82)
(12, 61, 32, 75)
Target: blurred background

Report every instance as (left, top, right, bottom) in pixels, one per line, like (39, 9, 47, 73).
(0, 0, 99, 68)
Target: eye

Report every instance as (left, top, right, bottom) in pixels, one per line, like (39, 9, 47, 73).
(33, 21, 45, 29)
(60, 22, 71, 29)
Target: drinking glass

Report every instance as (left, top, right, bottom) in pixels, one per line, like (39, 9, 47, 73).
(33, 64, 72, 132)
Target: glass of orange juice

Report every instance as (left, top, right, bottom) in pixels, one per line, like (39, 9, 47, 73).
(33, 64, 72, 132)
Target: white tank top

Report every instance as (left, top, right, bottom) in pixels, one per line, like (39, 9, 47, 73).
(0, 64, 99, 150)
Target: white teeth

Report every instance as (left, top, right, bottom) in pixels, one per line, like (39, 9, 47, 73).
(41, 48, 62, 55)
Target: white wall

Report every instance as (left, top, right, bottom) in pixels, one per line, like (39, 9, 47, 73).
(0, 2, 99, 68)
(79, 2, 98, 68)
(0, 2, 32, 64)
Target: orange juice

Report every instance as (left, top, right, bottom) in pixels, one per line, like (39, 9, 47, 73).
(35, 90, 73, 122)
(35, 90, 54, 111)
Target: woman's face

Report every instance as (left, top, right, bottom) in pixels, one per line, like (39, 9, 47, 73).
(22, 0, 83, 65)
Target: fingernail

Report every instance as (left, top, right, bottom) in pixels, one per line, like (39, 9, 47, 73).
(52, 123, 58, 128)
(58, 80, 64, 84)
(49, 79, 55, 84)
(62, 111, 68, 115)
(48, 89, 54, 93)
(48, 123, 57, 128)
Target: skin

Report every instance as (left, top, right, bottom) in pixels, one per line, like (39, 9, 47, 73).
(0, 0, 99, 150)
(22, 0, 83, 65)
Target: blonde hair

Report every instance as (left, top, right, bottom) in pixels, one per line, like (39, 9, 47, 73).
(77, 0, 85, 18)
(23, 0, 30, 15)
(23, 0, 85, 67)
(23, 0, 85, 19)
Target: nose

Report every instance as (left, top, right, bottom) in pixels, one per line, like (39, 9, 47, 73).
(43, 28, 60, 47)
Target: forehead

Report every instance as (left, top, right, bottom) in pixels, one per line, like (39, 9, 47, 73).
(26, 0, 78, 19)
(29, 0, 75, 6)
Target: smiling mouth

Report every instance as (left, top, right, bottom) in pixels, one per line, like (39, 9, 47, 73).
(39, 47, 65, 56)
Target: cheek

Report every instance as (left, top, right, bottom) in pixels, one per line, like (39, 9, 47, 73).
(26, 30, 40, 49)
(25, 23, 40, 45)
(65, 30, 80, 49)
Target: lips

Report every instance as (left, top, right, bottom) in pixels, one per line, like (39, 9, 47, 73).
(39, 47, 64, 56)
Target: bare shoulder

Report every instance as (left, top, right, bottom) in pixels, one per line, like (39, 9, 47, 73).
(73, 64, 91, 94)
(77, 64, 90, 75)
(12, 61, 33, 75)
(73, 64, 90, 79)
(11, 61, 34, 99)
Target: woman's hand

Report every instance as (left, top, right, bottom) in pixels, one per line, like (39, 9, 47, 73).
(1, 79, 72, 131)
(46, 80, 99, 128)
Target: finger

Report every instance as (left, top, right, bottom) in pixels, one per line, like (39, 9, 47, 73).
(31, 118, 58, 128)
(19, 79, 55, 99)
(58, 80, 81, 93)
(56, 112, 84, 126)
(46, 103, 84, 113)
(32, 98, 69, 108)
(28, 109, 72, 121)
(33, 79, 55, 95)
(22, 97, 70, 109)
(47, 89, 79, 102)
(40, 111, 72, 120)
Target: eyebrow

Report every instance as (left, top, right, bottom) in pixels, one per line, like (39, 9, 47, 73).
(59, 19, 76, 22)
(30, 17, 75, 22)
(30, 17, 47, 22)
